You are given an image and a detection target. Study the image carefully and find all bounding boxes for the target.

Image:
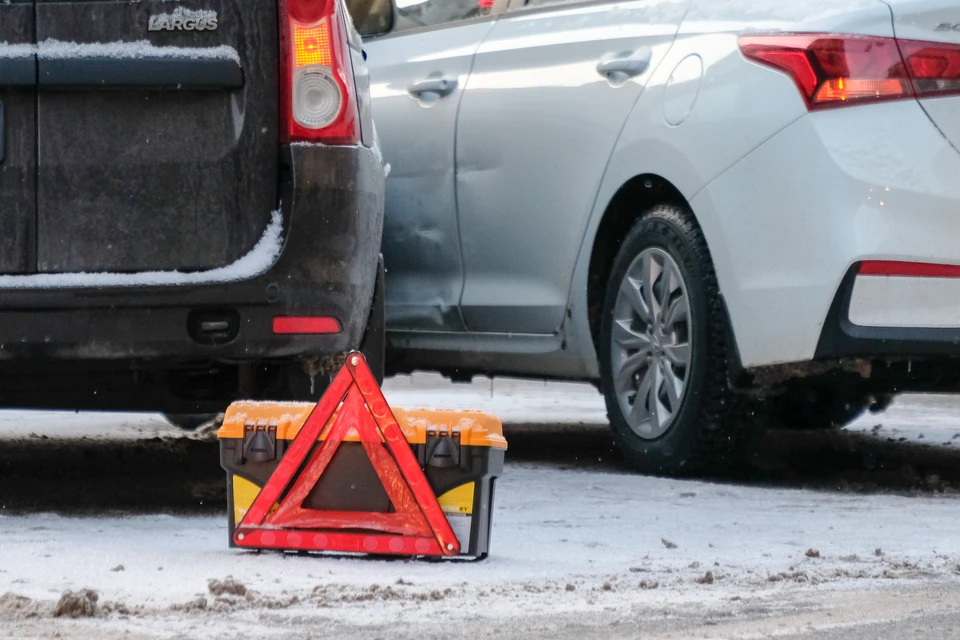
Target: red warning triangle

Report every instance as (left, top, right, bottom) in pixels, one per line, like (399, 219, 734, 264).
(233, 353, 460, 557)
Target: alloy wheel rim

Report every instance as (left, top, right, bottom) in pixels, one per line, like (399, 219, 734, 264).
(610, 247, 692, 439)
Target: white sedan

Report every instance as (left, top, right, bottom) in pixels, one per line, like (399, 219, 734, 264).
(348, 0, 960, 474)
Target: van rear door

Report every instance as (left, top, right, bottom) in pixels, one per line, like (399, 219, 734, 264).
(0, 1, 36, 274)
(35, 0, 279, 273)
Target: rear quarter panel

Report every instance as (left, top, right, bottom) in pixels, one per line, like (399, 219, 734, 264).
(881, 0, 960, 150)
(563, 0, 896, 376)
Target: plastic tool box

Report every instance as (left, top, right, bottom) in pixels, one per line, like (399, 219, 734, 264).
(219, 402, 506, 559)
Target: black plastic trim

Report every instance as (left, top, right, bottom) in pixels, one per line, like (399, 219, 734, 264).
(38, 57, 243, 88)
(815, 264, 960, 358)
(0, 56, 37, 87)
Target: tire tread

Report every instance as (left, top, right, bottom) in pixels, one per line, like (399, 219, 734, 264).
(602, 204, 738, 475)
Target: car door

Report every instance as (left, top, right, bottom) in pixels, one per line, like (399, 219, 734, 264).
(362, 1, 498, 331)
(35, 0, 278, 273)
(455, 0, 688, 333)
(0, 1, 36, 274)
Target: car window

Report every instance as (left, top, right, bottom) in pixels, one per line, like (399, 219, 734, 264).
(347, 0, 395, 37)
(394, 0, 493, 33)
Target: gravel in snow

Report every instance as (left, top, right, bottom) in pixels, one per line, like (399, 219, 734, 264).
(0, 376, 959, 637)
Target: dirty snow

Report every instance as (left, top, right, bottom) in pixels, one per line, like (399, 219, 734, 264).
(0, 210, 282, 289)
(3, 465, 960, 618)
(1, 378, 960, 637)
(36, 39, 241, 65)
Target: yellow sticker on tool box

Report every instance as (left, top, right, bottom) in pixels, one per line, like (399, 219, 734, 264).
(437, 483, 474, 515)
(232, 476, 281, 524)
(232, 475, 261, 524)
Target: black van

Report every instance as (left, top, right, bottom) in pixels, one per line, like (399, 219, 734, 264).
(0, 0, 385, 418)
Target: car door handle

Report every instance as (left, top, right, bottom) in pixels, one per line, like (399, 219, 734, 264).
(597, 50, 652, 79)
(408, 76, 458, 98)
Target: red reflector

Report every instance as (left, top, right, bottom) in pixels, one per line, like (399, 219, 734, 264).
(273, 316, 341, 334)
(859, 261, 960, 278)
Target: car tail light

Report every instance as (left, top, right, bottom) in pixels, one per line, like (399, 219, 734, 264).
(280, 0, 360, 144)
(739, 35, 912, 110)
(898, 39, 960, 99)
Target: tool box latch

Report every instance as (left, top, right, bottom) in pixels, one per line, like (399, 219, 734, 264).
(425, 428, 461, 468)
(242, 422, 278, 463)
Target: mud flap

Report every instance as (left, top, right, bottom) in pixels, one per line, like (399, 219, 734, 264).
(360, 255, 385, 385)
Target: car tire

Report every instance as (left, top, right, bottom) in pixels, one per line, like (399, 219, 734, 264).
(599, 204, 736, 475)
(163, 413, 218, 430)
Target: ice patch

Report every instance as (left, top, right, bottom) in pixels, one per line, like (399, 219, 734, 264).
(35, 39, 240, 65)
(0, 211, 283, 290)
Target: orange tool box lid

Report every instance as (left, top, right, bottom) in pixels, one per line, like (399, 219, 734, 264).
(218, 401, 507, 449)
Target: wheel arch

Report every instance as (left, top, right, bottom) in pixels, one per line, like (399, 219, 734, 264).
(585, 174, 689, 351)
(580, 172, 745, 383)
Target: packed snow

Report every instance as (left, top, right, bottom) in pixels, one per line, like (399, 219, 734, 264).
(0, 210, 282, 289)
(0, 40, 240, 64)
(1, 377, 959, 638)
(37, 39, 241, 65)
(0, 43, 35, 59)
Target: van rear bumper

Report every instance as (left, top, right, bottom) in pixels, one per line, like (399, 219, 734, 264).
(0, 143, 385, 366)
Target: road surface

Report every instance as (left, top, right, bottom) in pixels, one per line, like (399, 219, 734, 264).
(1, 375, 960, 638)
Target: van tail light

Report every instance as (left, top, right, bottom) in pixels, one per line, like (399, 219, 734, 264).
(280, 0, 360, 144)
(739, 34, 960, 110)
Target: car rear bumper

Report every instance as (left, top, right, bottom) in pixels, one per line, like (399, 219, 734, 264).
(816, 265, 960, 359)
(0, 143, 385, 363)
(693, 99, 960, 370)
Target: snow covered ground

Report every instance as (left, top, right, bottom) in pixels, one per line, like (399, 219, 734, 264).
(2, 376, 960, 638)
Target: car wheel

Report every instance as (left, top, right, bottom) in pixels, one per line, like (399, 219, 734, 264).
(163, 414, 218, 430)
(599, 204, 735, 475)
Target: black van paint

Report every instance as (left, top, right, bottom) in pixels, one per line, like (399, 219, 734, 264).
(0, 1, 385, 412)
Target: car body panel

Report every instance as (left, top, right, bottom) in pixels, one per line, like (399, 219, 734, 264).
(379, 0, 960, 390)
(679, 0, 894, 37)
(0, 143, 385, 411)
(0, 1, 385, 412)
(535, 0, 900, 375)
(0, 1, 36, 275)
(365, 20, 497, 332)
(34, 0, 278, 273)
(693, 100, 960, 367)
(883, 0, 960, 151)
(455, 0, 688, 334)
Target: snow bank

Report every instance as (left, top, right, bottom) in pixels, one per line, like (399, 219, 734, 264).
(0, 210, 283, 289)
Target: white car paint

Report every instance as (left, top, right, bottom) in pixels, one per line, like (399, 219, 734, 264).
(850, 275, 960, 328)
(367, 0, 960, 380)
